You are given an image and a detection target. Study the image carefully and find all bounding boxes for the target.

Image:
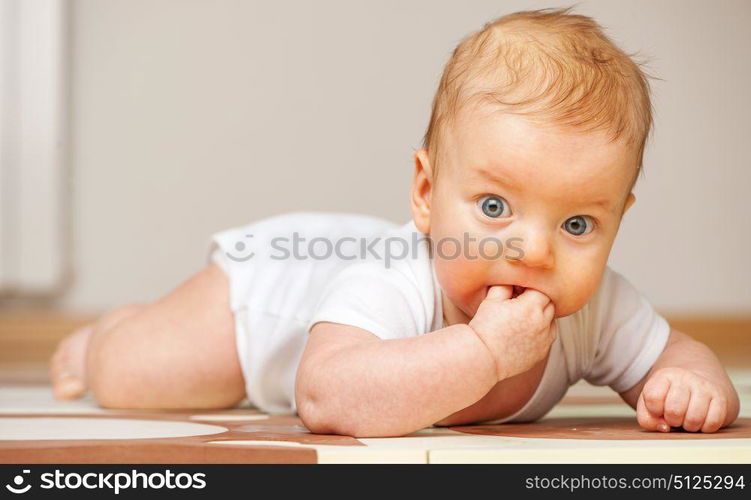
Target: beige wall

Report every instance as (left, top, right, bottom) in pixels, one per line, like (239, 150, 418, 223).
(63, 0, 751, 315)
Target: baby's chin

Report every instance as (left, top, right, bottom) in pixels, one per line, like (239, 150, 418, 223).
(549, 297, 590, 319)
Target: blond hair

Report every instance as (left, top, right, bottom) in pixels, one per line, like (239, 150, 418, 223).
(422, 8, 653, 182)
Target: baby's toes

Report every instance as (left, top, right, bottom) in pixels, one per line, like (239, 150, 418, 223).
(51, 371, 86, 400)
(49, 325, 94, 400)
(50, 351, 86, 400)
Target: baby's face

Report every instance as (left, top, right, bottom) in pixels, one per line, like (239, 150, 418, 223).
(413, 108, 638, 321)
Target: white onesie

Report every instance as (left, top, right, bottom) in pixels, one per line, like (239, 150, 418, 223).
(207, 212, 671, 422)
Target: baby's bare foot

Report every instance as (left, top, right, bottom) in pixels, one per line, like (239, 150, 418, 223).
(50, 324, 94, 400)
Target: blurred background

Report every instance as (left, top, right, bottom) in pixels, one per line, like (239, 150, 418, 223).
(1, 0, 749, 380)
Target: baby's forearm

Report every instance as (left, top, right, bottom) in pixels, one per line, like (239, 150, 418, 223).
(297, 324, 498, 437)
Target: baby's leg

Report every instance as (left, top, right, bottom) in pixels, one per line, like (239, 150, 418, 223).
(52, 262, 245, 409)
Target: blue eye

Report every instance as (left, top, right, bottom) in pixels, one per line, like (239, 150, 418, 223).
(563, 215, 594, 236)
(478, 195, 511, 218)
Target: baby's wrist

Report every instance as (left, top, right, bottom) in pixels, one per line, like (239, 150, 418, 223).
(462, 323, 504, 382)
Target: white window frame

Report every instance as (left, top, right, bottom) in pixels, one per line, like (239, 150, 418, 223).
(0, 0, 70, 298)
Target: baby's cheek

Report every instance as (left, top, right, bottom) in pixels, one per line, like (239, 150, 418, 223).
(434, 254, 491, 312)
(554, 267, 604, 317)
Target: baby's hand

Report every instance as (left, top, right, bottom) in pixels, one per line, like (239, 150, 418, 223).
(468, 286, 556, 381)
(637, 367, 729, 433)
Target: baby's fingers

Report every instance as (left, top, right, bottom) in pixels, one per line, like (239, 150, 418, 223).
(636, 392, 669, 432)
(543, 302, 555, 322)
(663, 383, 691, 428)
(701, 397, 728, 433)
(516, 288, 551, 308)
(682, 391, 711, 432)
(641, 374, 671, 418)
(485, 285, 513, 301)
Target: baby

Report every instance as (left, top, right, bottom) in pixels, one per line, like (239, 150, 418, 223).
(50, 8, 739, 437)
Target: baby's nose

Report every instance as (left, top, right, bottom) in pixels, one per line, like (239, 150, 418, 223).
(510, 228, 554, 269)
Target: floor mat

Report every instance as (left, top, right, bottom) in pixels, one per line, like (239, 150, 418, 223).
(1, 372, 749, 464)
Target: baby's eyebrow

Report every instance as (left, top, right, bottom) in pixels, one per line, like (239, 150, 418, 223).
(576, 197, 619, 215)
(474, 164, 619, 214)
(473, 165, 520, 190)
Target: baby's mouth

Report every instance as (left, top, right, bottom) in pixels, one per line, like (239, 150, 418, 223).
(511, 285, 526, 299)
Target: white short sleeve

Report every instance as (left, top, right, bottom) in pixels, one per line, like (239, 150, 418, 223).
(584, 268, 671, 393)
(307, 261, 429, 341)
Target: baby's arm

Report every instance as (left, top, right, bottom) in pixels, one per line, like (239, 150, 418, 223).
(295, 286, 555, 437)
(619, 329, 740, 433)
(297, 322, 497, 437)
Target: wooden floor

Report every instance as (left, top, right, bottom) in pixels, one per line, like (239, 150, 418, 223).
(0, 309, 96, 384)
(1, 308, 748, 383)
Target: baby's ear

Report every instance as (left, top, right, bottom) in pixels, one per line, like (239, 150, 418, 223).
(623, 192, 636, 214)
(410, 149, 433, 234)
